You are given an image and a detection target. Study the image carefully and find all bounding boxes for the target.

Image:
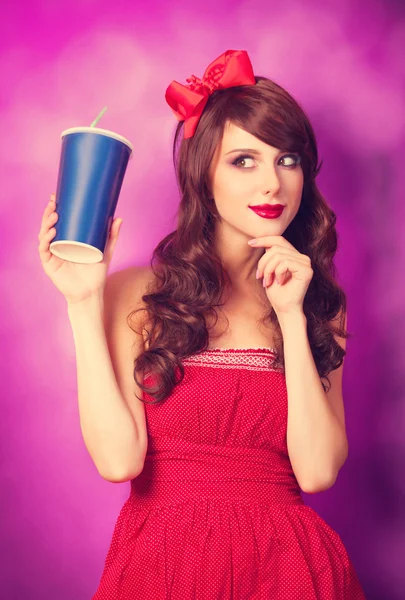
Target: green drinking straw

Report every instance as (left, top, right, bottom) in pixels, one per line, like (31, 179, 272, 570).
(90, 106, 108, 127)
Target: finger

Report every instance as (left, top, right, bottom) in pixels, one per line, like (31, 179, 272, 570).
(275, 267, 289, 286)
(46, 192, 56, 212)
(38, 210, 58, 242)
(257, 249, 300, 278)
(263, 245, 297, 256)
(263, 258, 303, 286)
(42, 199, 56, 226)
(258, 248, 292, 275)
(38, 226, 57, 262)
(273, 262, 294, 285)
(38, 194, 57, 240)
(248, 236, 295, 250)
(263, 263, 288, 287)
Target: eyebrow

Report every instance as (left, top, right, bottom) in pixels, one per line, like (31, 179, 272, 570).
(224, 148, 262, 156)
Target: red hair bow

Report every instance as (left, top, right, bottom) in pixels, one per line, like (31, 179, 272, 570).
(165, 49, 256, 139)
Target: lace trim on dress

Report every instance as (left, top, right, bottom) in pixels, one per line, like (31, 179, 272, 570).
(207, 346, 277, 353)
(182, 347, 283, 372)
(143, 348, 284, 379)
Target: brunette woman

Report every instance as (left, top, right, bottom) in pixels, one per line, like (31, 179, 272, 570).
(38, 50, 365, 599)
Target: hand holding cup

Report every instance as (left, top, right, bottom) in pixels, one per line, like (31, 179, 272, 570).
(38, 193, 123, 305)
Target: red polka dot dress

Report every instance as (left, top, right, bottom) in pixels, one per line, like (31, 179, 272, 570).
(92, 348, 365, 599)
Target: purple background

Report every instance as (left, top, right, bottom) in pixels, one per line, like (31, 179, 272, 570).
(1, 0, 405, 598)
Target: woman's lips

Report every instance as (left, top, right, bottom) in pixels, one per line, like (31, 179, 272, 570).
(248, 204, 285, 219)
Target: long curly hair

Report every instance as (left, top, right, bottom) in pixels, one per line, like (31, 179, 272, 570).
(128, 76, 349, 403)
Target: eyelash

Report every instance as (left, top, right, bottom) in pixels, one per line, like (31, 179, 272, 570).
(232, 153, 302, 169)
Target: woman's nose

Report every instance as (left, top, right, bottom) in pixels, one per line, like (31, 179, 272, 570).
(260, 168, 281, 196)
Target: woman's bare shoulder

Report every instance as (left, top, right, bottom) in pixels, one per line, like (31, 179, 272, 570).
(104, 265, 155, 323)
(108, 265, 156, 295)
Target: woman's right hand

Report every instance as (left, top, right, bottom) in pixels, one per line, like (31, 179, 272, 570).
(38, 193, 123, 306)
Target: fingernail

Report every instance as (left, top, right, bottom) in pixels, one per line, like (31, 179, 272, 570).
(255, 268, 260, 279)
(248, 239, 257, 245)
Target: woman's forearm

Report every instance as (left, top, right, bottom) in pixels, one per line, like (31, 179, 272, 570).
(278, 310, 348, 493)
(67, 294, 145, 482)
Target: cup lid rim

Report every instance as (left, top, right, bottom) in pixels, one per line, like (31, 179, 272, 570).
(61, 127, 133, 152)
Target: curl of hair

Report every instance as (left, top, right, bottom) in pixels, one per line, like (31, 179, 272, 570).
(128, 76, 350, 403)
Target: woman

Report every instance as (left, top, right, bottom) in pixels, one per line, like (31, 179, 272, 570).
(38, 50, 365, 598)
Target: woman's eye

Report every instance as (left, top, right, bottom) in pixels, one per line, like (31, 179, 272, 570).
(233, 155, 256, 168)
(280, 154, 301, 167)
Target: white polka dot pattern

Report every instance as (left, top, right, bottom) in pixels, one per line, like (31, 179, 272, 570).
(92, 348, 365, 599)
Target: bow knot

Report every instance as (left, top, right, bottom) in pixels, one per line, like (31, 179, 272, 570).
(186, 70, 222, 94)
(166, 50, 256, 138)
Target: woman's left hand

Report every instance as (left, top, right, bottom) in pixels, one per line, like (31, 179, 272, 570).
(248, 235, 313, 315)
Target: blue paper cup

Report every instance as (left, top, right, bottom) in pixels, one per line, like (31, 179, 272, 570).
(50, 126, 133, 264)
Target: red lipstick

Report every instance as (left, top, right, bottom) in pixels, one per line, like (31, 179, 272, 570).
(248, 204, 285, 219)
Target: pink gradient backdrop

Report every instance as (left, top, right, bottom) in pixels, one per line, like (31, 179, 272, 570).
(1, 1, 404, 598)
